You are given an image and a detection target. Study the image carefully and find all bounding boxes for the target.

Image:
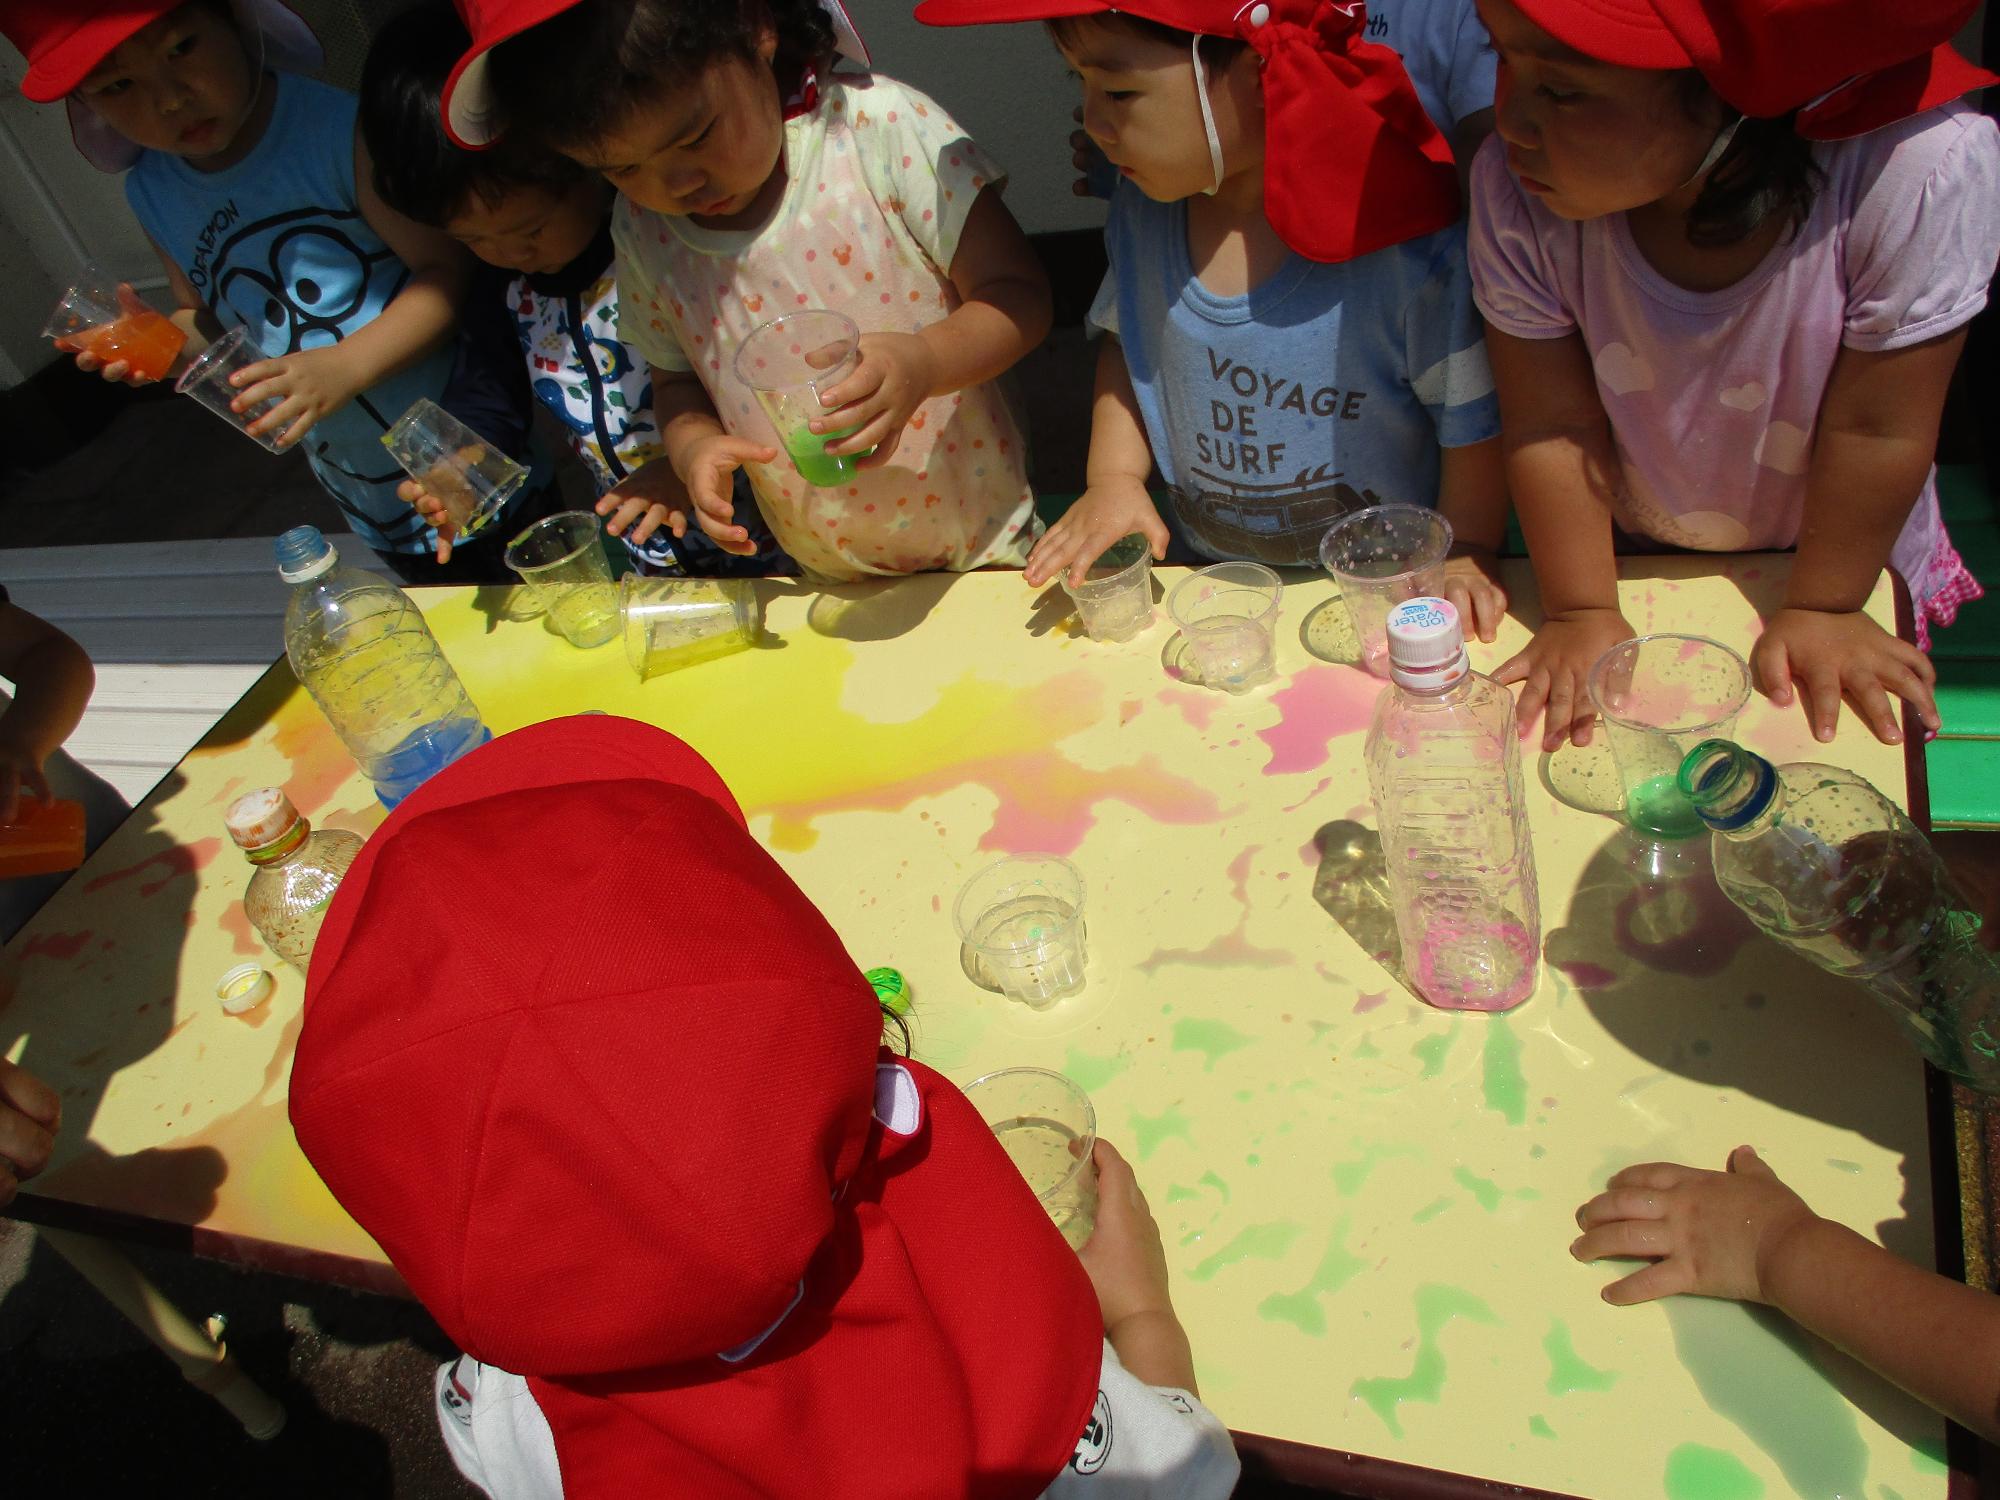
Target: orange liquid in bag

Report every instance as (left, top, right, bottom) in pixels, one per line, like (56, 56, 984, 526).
(73, 310, 187, 381)
(0, 798, 87, 879)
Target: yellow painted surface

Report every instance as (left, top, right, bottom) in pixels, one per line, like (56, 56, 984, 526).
(2, 557, 1946, 1497)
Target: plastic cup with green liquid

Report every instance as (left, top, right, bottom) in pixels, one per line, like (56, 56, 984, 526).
(734, 309, 875, 486)
(1587, 634, 1751, 840)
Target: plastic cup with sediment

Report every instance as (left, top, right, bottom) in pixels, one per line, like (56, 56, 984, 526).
(503, 511, 619, 648)
(42, 263, 187, 381)
(1166, 561, 1283, 693)
(954, 854, 1087, 1008)
(962, 1066, 1099, 1250)
(1063, 533, 1155, 642)
(381, 398, 527, 539)
(1318, 504, 1452, 677)
(173, 327, 285, 452)
(1587, 633, 1751, 840)
(621, 575, 759, 680)
(732, 309, 875, 486)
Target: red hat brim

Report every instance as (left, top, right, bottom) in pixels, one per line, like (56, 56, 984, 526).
(18, 2, 177, 101)
(915, 0, 1123, 24)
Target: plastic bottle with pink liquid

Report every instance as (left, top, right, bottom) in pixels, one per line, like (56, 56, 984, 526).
(1364, 597, 1540, 1010)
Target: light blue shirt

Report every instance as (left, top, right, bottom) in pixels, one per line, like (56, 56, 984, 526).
(1364, 0, 1498, 133)
(1090, 183, 1499, 566)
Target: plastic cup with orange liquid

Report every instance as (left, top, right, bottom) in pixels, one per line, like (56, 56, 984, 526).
(0, 798, 86, 879)
(42, 265, 187, 382)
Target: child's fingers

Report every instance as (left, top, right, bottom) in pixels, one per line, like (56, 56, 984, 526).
(1474, 583, 1506, 643)
(1575, 1185, 1668, 1229)
(1024, 520, 1082, 589)
(811, 364, 883, 417)
(853, 427, 904, 470)
(233, 374, 292, 415)
(1750, 636, 1795, 709)
(1799, 664, 1843, 743)
(0, 1056, 61, 1138)
(1543, 671, 1580, 753)
(229, 357, 285, 389)
(820, 398, 893, 454)
(1848, 679, 1902, 746)
(1090, 1138, 1136, 1206)
(1605, 1161, 1694, 1192)
(433, 529, 455, 565)
(1887, 663, 1940, 732)
(1598, 1259, 1689, 1307)
(1570, 1220, 1669, 1263)
(1725, 1144, 1775, 1179)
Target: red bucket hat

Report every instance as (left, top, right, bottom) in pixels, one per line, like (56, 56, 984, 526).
(1511, 0, 1997, 139)
(915, 0, 1462, 262)
(291, 715, 1102, 1499)
(442, 0, 871, 148)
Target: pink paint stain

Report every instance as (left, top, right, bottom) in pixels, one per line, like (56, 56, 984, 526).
(1281, 775, 1335, 815)
(217, 901, 265, 959)
(1138, 846, 1292, 973)
(1156, 685, 1223, 732)
(1256, 669, 1377, 776)
(20, 930, 91, 963)
(83, 838, 222, 898)
(1352, 989, 1390, 1014)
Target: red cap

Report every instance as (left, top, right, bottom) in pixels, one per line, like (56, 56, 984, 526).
(916, 0, 1461, 262)
(1512, 0, 1998, 139)
(292, 716, 1101, 1498)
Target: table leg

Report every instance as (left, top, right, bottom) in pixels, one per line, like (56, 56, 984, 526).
(38, 1226, 287, 1440)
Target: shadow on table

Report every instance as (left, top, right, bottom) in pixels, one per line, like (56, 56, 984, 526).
(789, 573, 961, 643)
(1307, 820, 1403, 981)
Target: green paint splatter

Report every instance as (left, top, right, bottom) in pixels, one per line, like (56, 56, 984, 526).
(1197, 1169, 1230, 1203)
(1542, 1319, 1618, 1394)
(1529, 1143, 1547, 1159)
(1528, 1415, 1556, 1440)
(1165, 1184, 1199, 1204)
(1482, 1017, 1528, 1125)
(1411, 1196, 1452, 1224)
(1331, 1143, 1417, 1196)
(1664, 1299, 1866, 1499)
(1663, 1443, 1764, 1500)
(1172, 1018, 1252, 1071)
(1233, 1088, 1254, 1103)
(1350, 1284, 1499, 1437)
(1130, 1105, 1193, 1160)
(1910, 1440, 1947, 1474)
(1354, 1035, 1382, 1059)
(1246, 1153, 1261, 1166)
(1189, 1220, 1302, 1282)
(1412, 1017, 1462, 1079)
(1062, 1046, 1131, 1095)
(1258, 1217, 1367, 1335)
(1455, 1167, 1504, 1211)
(1825, 1157, 1863, 1175)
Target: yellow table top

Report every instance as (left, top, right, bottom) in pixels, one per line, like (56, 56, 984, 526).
(2, 556, 1948, 1498)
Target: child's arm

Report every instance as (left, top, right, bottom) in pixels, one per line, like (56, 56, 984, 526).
(814, 189, 1052, 470)
(1573, 1145, 2000, 1442)
(1752, 335, 1955, 746)
(1078, 1139, 1199, 1395)
(1436, 436, 1509, 643)
(655, 369, 777, 558)
(1024, 339, 1170, 589)
(227, 132, 471, 450)
(1483, 326, 1636, 750)
(0, 601, 95, 825)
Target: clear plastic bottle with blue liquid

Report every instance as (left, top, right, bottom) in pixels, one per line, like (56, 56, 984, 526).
(275, 526, 491, 808)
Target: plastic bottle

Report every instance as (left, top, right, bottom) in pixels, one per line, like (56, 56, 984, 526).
(276, 526, 491, 808)
(1680, 739, 2000, 1091)
(1364, 597, 1540, 1010)
(223, 787, 365, 971)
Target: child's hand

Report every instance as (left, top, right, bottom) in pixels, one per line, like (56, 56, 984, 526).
(597, 456, 693, 548)
(1024, 478, 1169, 590)
(1752, 607, 1939, 745)
(1440, 547, 1508, 644)
(1572, 1145, 1820, 1306)
(0, 1056, 59, 1210)
(56, 285, 172, 386)
(680, 434, 776, 556)
(813, 332, 941, 470)
(0, 732, 52, 826)
(1493, 607, 1634, 752)
(396, 479, 458, 564)
(1077, 1139, 1173, 1330)
(231, 345, 364, 449)
(1070, 107, 1110, 198)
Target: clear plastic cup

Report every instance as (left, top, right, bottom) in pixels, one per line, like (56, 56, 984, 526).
(962, 1066, 1099, 1249)
(1318, 505, 1452, 677)
(503, 511, 619, 649)
(621, 575, 759, 680)
(1063, 533, 1155, 642)
(382, 398, 528, 540)
(1588, 634, 1751, 840)
(1166, 562, 1283, 693)
(732, 309, 874, 486)
(954, 855, 1088, 1008)
(42, 264, 187, 382)
(173, 327, 285, 452)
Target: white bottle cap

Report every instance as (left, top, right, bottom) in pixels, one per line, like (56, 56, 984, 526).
(1385, 596, 1469, 692)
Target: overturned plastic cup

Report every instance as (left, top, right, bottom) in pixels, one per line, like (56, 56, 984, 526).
(1166, 562, 1283, 693)
(733, 309, 874, 486)
(382, 398, 527, 540)
(504, 511, 619, 649)
(42, 263, 187, 382)
(1319, 504, 1452, 677)
(1587, 634, 1751, 840)
(954, 854, 1087, 1008)
(963, 1066, 1099, 1250)
(174, 327, 285, 452)
(621, 576, 759, 679)
(1063, 533, 1155, 642)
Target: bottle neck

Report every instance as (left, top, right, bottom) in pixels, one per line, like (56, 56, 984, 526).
(1682, 740, 1782, 838)
(242, 815, 311, 866)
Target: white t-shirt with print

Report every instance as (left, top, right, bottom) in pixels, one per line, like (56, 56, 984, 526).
(436, 1338, 1239, 1500)
(613, 69, 1039, 582)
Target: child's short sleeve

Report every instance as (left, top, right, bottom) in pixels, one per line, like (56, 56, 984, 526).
(1407, 225, 1500, 449)
(1433, 0, 1499, 126)
(1841, 105, 2000, 353)
(845, 75, 1008, 276)
(1086, 264, 1120, 341)
(610, 205, 694, 375)
(1041, 1339, 1239, 1498)
(1467, 138, 1576, 340)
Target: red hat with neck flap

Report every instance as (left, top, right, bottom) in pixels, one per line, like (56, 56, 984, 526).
(291, 715, 1102, 1499)
(915, 0, 1463, 263)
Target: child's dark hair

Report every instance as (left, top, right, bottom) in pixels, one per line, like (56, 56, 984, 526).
(485, 0, 837, 156)
(360, 1, 581, 226)
(1673, 74, 1821, 249)
(880, 1001, 910, 1056)
(1045, 11, 1247, 65)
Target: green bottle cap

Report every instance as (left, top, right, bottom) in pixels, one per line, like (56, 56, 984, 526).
(865, 965, 911, 1015)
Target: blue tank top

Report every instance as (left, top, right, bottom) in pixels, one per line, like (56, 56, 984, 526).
(126, 74, 461, 555)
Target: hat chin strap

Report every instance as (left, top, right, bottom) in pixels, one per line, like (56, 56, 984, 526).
(1678, 113, 1745, 190)
(1193, 35, 1225, 195)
